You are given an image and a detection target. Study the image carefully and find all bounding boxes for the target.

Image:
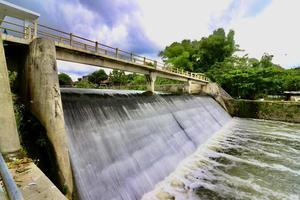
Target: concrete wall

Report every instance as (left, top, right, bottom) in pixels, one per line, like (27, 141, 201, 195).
(225, 99, 300, 123)
(202, 83, 232, 110)
(0, 34, 21, 154)
(23, 38, 73, 197)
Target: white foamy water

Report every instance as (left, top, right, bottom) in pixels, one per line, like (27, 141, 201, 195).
(143, 118, 300, 200)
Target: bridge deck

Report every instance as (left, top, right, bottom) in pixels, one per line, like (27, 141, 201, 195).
(0, 18, 209, 83)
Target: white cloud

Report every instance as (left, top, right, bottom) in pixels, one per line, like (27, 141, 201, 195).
(136, 0, 300, 68)
(137, 0, 231, 48)
(226, 0, 300, 67)
(57, 0, 300, 77)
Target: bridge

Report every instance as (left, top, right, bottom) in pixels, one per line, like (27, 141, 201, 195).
(0, 1, 209, 94)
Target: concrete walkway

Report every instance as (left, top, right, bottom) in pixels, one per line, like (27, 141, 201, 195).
(7, 158, 67, 200)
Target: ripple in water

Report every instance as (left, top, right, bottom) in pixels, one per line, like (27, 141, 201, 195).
(144, 118, 300, 200)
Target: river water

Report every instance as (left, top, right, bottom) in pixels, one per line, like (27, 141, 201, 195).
(143, 118, 300, 200)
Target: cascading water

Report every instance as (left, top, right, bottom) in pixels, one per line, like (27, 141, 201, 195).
(61, 88, 231, 200)
(143, 118, 300, 200)
(61, 88, 300, 200)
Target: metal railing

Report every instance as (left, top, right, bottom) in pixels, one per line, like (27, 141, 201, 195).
(0, 18, 209, 82)
(0, 153, 23, 200)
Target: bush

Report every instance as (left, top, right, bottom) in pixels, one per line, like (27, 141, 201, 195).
(58, 73, 73, 86)
(74, 79, 96, 88)
(87, 69, 108, 85)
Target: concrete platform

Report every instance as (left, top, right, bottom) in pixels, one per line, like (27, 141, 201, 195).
(7, 158, 67, 200)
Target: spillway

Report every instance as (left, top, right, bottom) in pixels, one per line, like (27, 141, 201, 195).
(143, 118, 300, 200)
(61, 88, 231, 200)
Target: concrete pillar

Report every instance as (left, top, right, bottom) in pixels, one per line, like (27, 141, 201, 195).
(145, 72, 157, 93)
(23, 38, 73, 197)
(0, 34, 21, 154)
(185, 80, 192, 94)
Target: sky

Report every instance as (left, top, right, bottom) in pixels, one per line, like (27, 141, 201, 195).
(6, 0, 300, 80)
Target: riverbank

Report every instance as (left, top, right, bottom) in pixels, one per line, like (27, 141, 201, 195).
(225, 99, 300, 123)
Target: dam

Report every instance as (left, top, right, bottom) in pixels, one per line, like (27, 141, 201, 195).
(61, 89, 231, 199)
(1, 1, 300, 200)
(61, 89, 300, 200)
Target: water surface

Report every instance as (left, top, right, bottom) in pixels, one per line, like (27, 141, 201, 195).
(144, 118, 300, 200)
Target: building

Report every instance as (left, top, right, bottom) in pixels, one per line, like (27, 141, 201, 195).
(284, 91, 300, 102)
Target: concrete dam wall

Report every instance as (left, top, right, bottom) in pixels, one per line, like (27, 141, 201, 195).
(61, 89, 231, 200)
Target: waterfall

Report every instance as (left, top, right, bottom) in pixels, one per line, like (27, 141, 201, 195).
(61, 88, 231, 200)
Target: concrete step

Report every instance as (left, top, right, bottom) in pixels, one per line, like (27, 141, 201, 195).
(7, 158, 67, 200)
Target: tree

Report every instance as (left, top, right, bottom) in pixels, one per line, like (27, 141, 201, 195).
(206, 54, 287, 99)
(58, 73, 73, 86)
(88, 69, 108, 85)
(159, 28, 238, 72)
(74, 79, 95, 88)
(159, 40, 196, 71)
(109, 70, 128, 86)
(195, 28, 238, 71)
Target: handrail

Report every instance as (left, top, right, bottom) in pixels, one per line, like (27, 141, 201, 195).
(0, 19, 25, 29)
(1, 18, 209, 82)
(0, 153, 23, 200)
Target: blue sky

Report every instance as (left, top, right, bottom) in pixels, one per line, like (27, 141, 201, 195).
(7, 0, 300, 80)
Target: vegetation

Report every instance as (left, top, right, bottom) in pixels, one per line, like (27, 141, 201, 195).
(88, 69, 108, 84)
(159, 28, 300, 99)
(74, 79, 96, 88)
(225, 99, 300, 123)
(8, 69, 64, 191)
(58, 73, 73, 86)
(159, 28, 238, 72)
(70, 68, 182, 90)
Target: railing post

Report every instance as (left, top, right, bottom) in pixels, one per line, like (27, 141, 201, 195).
(130, 53, 133, 62)
(154, 61, 157, 69)
(33, 19, 38, 38)
(70, 33, 73, 46)
(95, 41, 98, 52)
(27, 26, 32, 40)
(143, 57, 146, 65)
(116, 48, 119, 58)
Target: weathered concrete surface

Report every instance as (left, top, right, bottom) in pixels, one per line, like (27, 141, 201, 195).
(202, 82, 232, 110)
(145, 72, 157, 93)
(8, 158, 67, 200)
(23, 38, 73, 197)
(0, 33, 21, 154)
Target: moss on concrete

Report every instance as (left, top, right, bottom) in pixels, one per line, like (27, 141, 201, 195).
(225, 99, 300, 123)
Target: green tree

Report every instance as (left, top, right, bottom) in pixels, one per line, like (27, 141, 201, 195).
(58, 73, 73, 85)
(195, 28, 238, 71)
(259, 53, 274, 68)
(207, 54, 286, 99)
(109, 70, 128, 86)
(88, 69, 108, 85)
(74, 79, 95, 88)
(159, 28, 238, 72)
